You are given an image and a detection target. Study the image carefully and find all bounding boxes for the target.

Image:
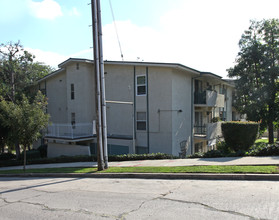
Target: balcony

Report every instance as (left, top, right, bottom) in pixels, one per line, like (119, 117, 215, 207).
(194, 122, 222, 140)
(194, 90, 224, 107)
(46, 122, 96, 140)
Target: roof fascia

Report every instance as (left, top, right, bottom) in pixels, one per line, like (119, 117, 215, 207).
(37, 68, 65, 83)
(104, 60, 200, 75)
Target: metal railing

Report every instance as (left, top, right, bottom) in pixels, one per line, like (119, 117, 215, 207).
(194, 122, 223, 139)
(194, 125, 206, 135)
(194, 91, 206, 104)
(194, 90, 225, 107)
(47, 122, 96, 139)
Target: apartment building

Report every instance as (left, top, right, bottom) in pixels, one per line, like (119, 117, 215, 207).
(38, 58, 236, 157)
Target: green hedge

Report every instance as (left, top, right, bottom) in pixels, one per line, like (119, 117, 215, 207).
(0, 153, 16, 161)
(19, 150, 41, 160)
(221, 121, 259, 151)
(249, 144, 279, 156)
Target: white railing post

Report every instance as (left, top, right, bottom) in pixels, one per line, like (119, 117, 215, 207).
(47, 123, 96, 139)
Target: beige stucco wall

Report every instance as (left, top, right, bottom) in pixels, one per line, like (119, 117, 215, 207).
(105, 64, 134, 137)
(66, 63, 96, 123)
(148, 67, 173, 154)
(171, 69, 193, 156)
(43, 70, 67, 123)
(104, 65, 178, 155)
(104, 65, 174, 154)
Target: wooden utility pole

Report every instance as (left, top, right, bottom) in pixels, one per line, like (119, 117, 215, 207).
(91, 0, 108, 170)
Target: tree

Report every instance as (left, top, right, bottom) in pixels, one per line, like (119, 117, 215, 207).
(0, 117, 9, 154)
(228, 19, 279, 144)
(0, 41, 52, 101)
(0, 92, 49, 171)
(0, 41, 52, 157)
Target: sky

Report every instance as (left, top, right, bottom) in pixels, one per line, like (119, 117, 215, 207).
(1, 0, 279, 78)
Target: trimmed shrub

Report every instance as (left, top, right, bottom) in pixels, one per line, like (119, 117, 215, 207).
(37, 144, 48, 158)
(20, 149, 41, 160)
(0, 153, 16, 161)
(216, 141, 232, 154)
(108, 153, 176, 161)
(187, 152, 204, 158)
(203, 150, 224, 158)
(221, 121, 259, 152)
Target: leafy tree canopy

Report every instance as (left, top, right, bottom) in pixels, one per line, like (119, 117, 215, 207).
(0, 41, 51, 157)
(0, 92, 49, 168)
(0, 41, 53, 101)
(228, 19, 279, 143)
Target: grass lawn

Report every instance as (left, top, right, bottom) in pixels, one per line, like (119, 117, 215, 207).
(255, 138, 277, 144)
(0, 165, 278, 174)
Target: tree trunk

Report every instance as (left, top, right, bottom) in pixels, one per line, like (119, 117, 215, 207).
(277, 129, 279, 140)
(15, 142, 20, 160)
(23, 145, 26, 173)
(268, 122, 274, 144)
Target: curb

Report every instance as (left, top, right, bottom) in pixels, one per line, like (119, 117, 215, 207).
(1, 173, 279, 181)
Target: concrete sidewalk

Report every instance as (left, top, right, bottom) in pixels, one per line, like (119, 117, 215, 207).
(1, 156, 279, 171)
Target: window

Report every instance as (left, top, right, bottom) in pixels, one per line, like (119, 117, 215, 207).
(220, 85, 226, 94)
(136, 112, 146, 130)
(136, 75, 146, 95)
(71, 113, 76, 128)
(71, 84, 75, 100)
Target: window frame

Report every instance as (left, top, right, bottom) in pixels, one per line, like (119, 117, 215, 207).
(71, 83, 75, 100)
(136, 111, 147, 131)
(136, 75, 146, 96)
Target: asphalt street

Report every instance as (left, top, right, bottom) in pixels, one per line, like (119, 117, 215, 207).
(0, 177, 278, 219)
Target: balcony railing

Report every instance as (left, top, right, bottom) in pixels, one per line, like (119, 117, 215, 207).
(194, 125, 206, 135)
(46, 122, 96, 139)
(194, 91, 206, 105)
(194, 122, 222, 140)
(194, 90, 224, 107)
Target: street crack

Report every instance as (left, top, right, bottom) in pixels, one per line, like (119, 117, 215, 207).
(159, 197, 267, 220)
(0, 196, 117, 219)
(118, 182, 184, 220)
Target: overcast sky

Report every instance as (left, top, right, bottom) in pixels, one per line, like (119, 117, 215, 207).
(1, 0, 279, 78)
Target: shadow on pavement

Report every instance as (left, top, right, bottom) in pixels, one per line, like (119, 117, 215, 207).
(197, 157, 241, 162)
(0, 177, 81, 194)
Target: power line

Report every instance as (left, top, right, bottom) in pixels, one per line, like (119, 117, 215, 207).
(109, 0, 124, 61)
